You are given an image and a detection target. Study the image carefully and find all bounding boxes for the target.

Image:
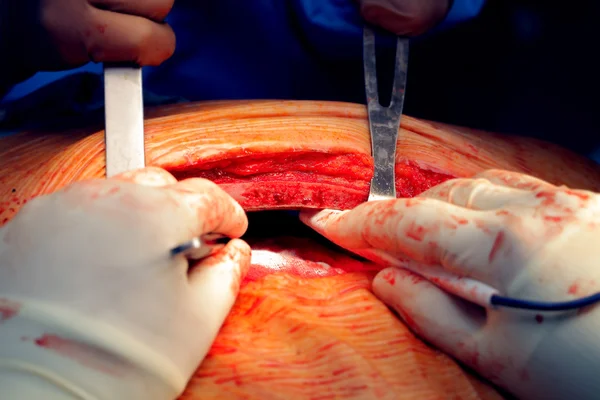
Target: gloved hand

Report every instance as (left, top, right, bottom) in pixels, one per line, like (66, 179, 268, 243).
(300, 169, 600, 400)
(0, 0, 176, 85)
(0, 167, 250, 399)
(357, 0, 451, 35)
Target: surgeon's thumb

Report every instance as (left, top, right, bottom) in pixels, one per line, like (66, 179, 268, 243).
(188, 238, 251, 302)
(373, 267, 485, 358)
(187, 239, 251, 343)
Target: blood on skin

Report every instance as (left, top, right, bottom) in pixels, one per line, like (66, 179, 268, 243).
(0, 298, 20, 322)
(466, 144, 479, 155)
(338, 283, 371, 295)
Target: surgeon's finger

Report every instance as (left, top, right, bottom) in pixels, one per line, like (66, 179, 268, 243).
(90, 0, 175, 22)
(473, 169, 557, 191)
(420, 170, 576, 212)
(188, 238, 251, 296)
(373, 267, 489, 371)
(301, 198, 483, 253)
(86, 7, 175, 66)
(300, 199, 507, 282)
(111, 167, 177, 187)
(185, 239, 251, 366)
(168, 178, 248, 242)
(420, 177, 533, 210)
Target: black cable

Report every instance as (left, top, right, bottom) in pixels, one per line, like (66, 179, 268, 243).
(490, 293, 600, 311)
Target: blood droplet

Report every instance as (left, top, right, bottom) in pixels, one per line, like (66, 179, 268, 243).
(0, 298, 20, 322)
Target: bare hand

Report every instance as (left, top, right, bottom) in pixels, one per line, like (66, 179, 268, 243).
(2, 0, 176, 78)
(357, 0, 451, 35)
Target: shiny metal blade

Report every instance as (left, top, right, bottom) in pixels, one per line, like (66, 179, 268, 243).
(103, 63, 145, 178)
(363, 27, 409, 201)
(170, 234, 231, 260)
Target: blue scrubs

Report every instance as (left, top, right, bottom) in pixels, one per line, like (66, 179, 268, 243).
(1, 0, 598, 163)
(0, 0, 484, 113)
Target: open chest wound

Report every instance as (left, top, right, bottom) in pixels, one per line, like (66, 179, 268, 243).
(240, 211, 381, 285)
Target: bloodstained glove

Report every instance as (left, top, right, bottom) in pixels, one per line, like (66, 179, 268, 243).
(0, 167, 250, 399)
(301, 169, 600, 400)
(0, 0, 176, 88)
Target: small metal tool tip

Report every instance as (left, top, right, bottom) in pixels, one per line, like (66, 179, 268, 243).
(170, 234, 230, 259)
(170, 237, 202, 257)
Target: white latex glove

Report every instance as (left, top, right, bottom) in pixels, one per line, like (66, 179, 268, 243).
(301, 169, 600, 400)
(0, 167, 251, 400)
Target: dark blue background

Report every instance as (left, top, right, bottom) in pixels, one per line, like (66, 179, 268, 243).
(1, 0, 598, 159)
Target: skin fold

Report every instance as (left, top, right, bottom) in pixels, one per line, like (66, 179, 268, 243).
(1, 100, 600, 399)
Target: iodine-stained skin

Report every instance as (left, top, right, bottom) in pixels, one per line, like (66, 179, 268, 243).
(2, 100, 600, 224)
(182, 236, 504, 400)
(1, 100, 600, 399)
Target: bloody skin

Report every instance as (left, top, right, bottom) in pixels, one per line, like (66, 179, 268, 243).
(2, 100, 600, 399)
(2, 100, 600, 221)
